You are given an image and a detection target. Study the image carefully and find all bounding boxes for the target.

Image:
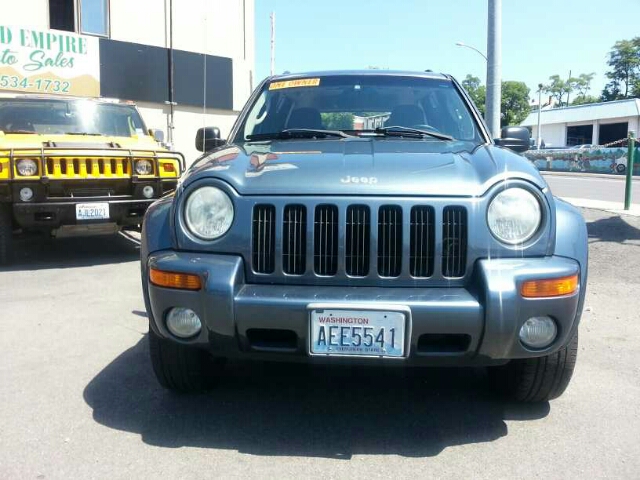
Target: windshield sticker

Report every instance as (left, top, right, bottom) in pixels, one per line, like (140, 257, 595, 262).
(268, 78, 321, 90)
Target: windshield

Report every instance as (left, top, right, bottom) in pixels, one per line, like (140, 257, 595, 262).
(0, 99, 147, 137)
(236, 75, 484, 144)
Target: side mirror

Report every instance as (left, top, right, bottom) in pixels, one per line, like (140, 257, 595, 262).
(149, 129, 165, 143)
(195, 127, 226, 152)
(495, 126, 530, 153)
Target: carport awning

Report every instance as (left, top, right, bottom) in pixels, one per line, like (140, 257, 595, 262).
(521, 98, 640, 126)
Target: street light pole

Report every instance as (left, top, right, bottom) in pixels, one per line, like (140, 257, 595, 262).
(536, 84, 543, 148)
(270, 12, 275, 76)
(485, 0, 501, 138)
(455, 42, 488, 61)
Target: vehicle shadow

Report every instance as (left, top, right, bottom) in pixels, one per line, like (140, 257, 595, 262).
(2, 232, 140, 272)
(587, 214, 640, 245)
(83, 336, 550, 459)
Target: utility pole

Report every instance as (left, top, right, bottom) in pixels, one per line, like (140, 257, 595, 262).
(537, 83, 543, 148)
(485, 0, 501, 138)
(270, 12, 275, 76)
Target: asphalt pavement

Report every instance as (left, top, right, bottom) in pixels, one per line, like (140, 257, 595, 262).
(1, 209, 640, 479)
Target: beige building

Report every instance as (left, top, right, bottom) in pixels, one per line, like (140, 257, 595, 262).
(1, 0, 255, 162)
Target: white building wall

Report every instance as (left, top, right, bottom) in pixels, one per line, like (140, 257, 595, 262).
(531, 123, 566, 148)
(137, 102, 239, 163)
(2, 0, 48, 29)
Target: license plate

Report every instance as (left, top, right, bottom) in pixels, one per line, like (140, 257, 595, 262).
(75, 203, 110, 221)
(309, 307, 407, 357)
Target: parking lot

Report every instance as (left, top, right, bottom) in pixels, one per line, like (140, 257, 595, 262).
(1, 208, 639, 479)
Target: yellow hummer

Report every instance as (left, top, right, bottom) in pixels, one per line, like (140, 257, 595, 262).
(0, 94, 184, 264)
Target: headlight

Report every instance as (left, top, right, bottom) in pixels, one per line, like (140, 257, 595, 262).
(135, 159, 153, 175)
(184, 186, 234, 240)
(488, 187, 542, 244)
(17, 159, 37, 176)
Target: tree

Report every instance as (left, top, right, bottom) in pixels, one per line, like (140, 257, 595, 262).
(461, 74, 486, 116)
(544, 75, 572, 107)
(601, 37, 640, 100)
(462, 75, 529, 126)
(571, 94, 600, 106)
(501, 81, 530, 126)
(569, 72, 595, 99)
(321, 112, 354, 130)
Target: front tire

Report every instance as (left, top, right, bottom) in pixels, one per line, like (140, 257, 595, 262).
(0, 203, 13, 265)
(489, 332, 578, 402)
(148, 326, 223, 393)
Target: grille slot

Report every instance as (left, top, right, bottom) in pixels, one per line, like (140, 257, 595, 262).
(314, 205, 339, 276)
(282, 205, 306, 275)
(252, 204, 276, 274)
(378, 205, 402, 277)
(442, 206, 467, 277)
(345, 205, 370, 277)
(410, 206, 435, 277)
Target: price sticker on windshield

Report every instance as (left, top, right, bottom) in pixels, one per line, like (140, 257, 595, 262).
(269, 78, 321, 90)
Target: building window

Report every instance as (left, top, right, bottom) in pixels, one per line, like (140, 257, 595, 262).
(599, 122, 628, 145)
(49, 0, 109, 36)
(49, 0, 75, 32)
(79, 0, 109, 36)
(566, 125, 593, 146)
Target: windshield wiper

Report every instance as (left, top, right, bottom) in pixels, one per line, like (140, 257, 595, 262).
(246, 128, 352, 141)
(2, 130, 37, 134)
(373, 125, 454, 141)
(65, 132, 103, 136)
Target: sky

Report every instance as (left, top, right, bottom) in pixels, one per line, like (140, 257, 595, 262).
(255, 0, 640, 102)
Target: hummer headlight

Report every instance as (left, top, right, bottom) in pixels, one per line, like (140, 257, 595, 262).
(17, 159, 38, 176)
(487, 187, 542, 245)
(184, 186, 234, 240)
(135, 159, 153, 175)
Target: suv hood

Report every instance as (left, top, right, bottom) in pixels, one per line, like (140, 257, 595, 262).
(186, 139, 545, 196)
(0, 133, 161, 150)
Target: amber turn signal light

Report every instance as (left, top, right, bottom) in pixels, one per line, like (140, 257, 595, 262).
(149, 268, 202, 290)
(521, 274, 578, 298)
(162, 163, 176, 173)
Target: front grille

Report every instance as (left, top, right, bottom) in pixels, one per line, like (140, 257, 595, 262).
(410, 206, 435, 277)
(378, 205, 402, 277)
(282, 205, 306, 275)
(345, 205, 370, 276)
(252, 204, 276, 274)
(314, 205, 339, 276)
(45, 158, 131, 178)
(442, 206, 467, 277)
(251, 202, 468, 281)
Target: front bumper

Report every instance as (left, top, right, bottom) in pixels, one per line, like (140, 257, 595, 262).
(12, 198, 155, 228)
(144, 252, 583, 366)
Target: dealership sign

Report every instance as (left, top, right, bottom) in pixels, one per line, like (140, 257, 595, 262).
(0, 25, 100, 97)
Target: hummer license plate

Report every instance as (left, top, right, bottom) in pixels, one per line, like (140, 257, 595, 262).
(76, 203, 110, 221)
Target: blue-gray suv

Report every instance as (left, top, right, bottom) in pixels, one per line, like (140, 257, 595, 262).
(141, 71, 587, 402)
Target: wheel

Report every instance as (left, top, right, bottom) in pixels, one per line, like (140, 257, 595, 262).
(0, 203, 13, 265)
(488, 332, 578, 402)
(616, 163, 626, 174)
(148, 326, 224, 393)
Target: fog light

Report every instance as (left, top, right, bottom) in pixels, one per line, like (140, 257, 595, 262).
(519, 316, 557, 349)
(142, 185, 155, 198)
(19, 187, 34, 202)
(166, 307, 202, 338)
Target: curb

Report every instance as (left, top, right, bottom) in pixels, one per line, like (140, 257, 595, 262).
(542, 171, 639, 180)
(558, 197, 640, 217)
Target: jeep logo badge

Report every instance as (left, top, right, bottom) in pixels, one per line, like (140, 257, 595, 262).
(340, 176, 378, 184)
